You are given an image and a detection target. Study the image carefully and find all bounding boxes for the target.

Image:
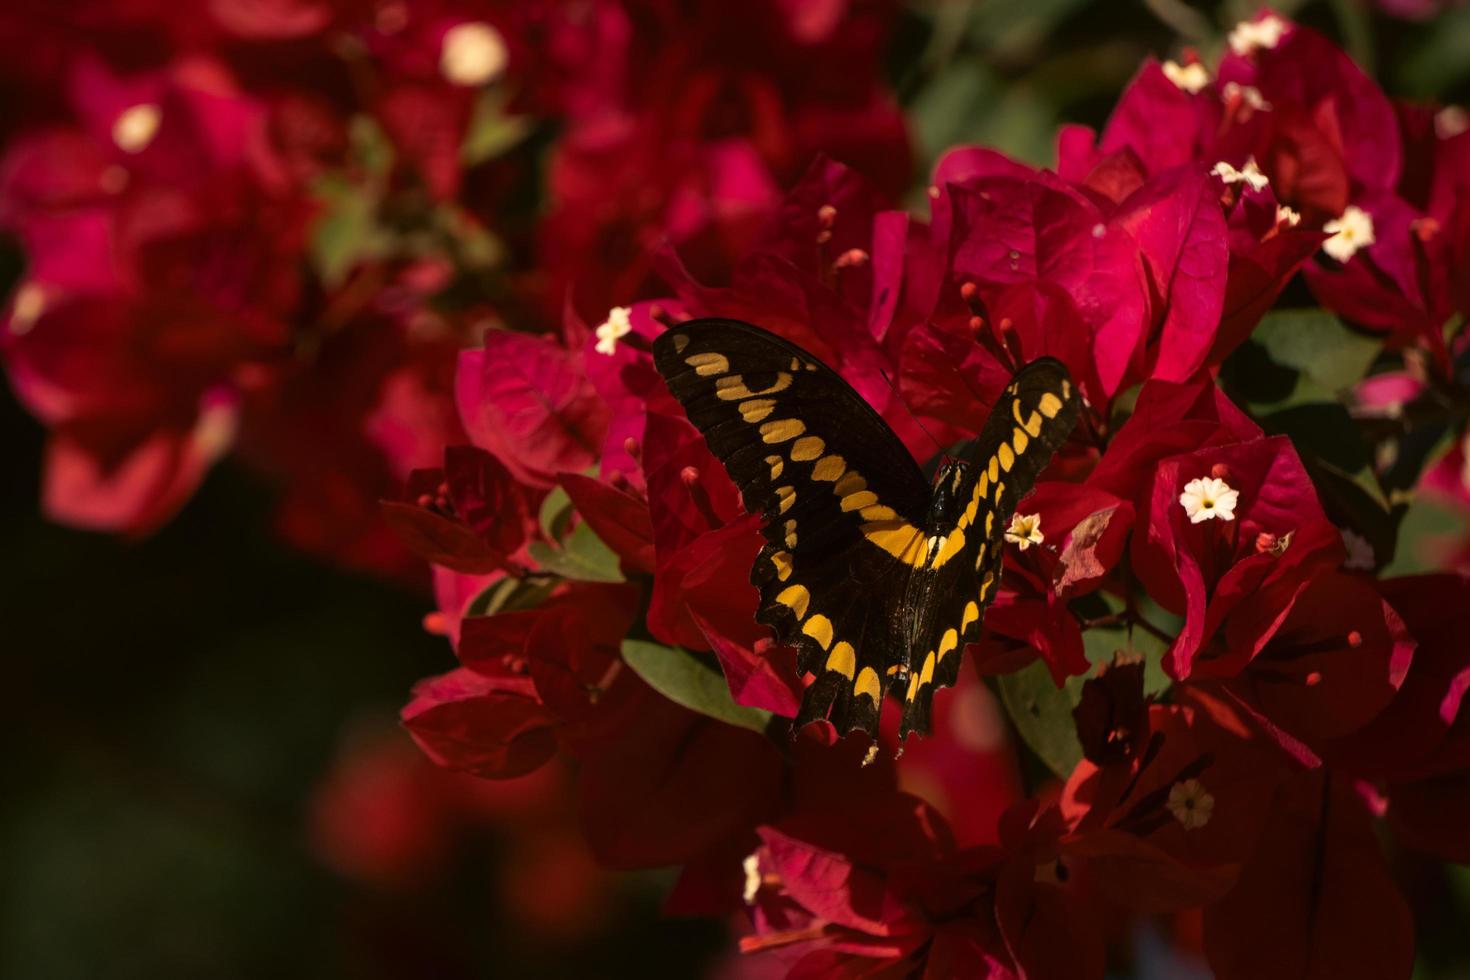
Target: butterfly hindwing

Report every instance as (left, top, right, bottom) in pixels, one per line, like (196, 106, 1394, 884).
(898, 358, 1081, 738)
(653, 318, 932, 735)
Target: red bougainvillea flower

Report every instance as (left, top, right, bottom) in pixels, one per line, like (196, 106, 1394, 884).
(740, 796, 1104, 980)
(1208, 571, 1414, 761)
(1329, 575, 1470, 863)
(1062, 684, 1286, 915)
(1091, 379, 1345, 681)
(540, 0, 909, 321)
(1202, 769, 1414, 980)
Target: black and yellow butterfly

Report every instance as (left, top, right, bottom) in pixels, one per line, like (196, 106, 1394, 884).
(653, 318, 1080, 741)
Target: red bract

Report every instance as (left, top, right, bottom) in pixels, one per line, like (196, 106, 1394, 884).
(454, 329, 608, 489)
(1214, 571, 1414, 756)
(1202, 771, 1414, 980)
(382, 445, 538, 574)
(540, 0, 908, 321)
(936, 152, 1150, 397)
(1328, 576, 1470, 862)
(741, 798, 1103, 980)
(1135, 435, 1345, 681)
(402, 667, 559, 779)
(1062, 687, 1285, 914)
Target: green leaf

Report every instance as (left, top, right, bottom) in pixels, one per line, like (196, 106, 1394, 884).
(1395, 6, 1470, 96)
(621, 640, 772, 734)
(1253, 309, 1380, 394)
(308, 175, 389, 286)
(1382, 495, 1466, 577)
(464, 575, 557, 618)
(968, 0, 1095, 59)
(461, 89, 530, 166)
(538, 485, 573, 542)
(1081, 626, 1172, 699)
(996, 659, 1084, 779)
(528, 521, 623, 583)
(347, 115, 395, 177)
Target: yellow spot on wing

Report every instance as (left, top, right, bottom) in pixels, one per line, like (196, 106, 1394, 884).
(777, 584, 810, 618)
(840, 490, 878, 512)
(938, 629, 958, 658)
(1023, 410, 1043, 438)
(784, 519, 797, 548)
(906, 671, 921, 702)
(980, 570, 995, 600)
(920, 650, 937, 685)
(976, 471, 990, 500)
(715, 372, 792, 401)
(997, 443, 1015, 472)
(770, 550, 793, 581)
(740, 399, 776, 423)
(776, 485, 796, 514)
(802, 615, 834, 650)
(760, 419, 805, 443)
(861, 521, 926, 567)
(834, 471, 866, 496)
(962, 601, 980, 632)
(687, 352, 728, 376)
(812, 456, 846, 482)
(854, 667, 881, 702)
(859, 504, 898, 523)
(987, 456, 999, 482)
(827, 642, 856, 679)
(1039, 391, 1064, 418)
(790, 436, 824, 462)
(671, 334, 690, 353)
(765, 455, 784, 479)
(932, 527, 967, 567)
(1012, 428, 1029, 454)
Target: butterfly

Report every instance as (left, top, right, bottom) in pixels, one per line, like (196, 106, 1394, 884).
(653, 317, 1080, 741)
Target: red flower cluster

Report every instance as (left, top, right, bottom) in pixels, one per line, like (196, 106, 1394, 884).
(394, 11, 1470, 978)
(0, 0, 906, 576)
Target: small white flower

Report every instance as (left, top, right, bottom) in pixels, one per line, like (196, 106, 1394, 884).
(1211, 157, 1270, 192)
(1166, 779, 1215, 830)
(439, 21, 508, 87)
(1228, 13, 1289, 56)
(594, 306, 633, 355)
(1162, 60, 1210, 94)
(1323, 205, 1376, 262)
(1276, 204, 1302, 227)
(112, 103, 162, 153)
(1436, 106, 1468, 140)
(741, 853, 762, 904)
(1179, 476, 1239, 524)
(1222, 81, 1271, 112)
(1004, 513, 1044, 551)
(1342, 529, 1375, 571)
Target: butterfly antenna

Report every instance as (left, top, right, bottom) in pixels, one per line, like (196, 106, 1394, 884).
(878, 368, 945, 458)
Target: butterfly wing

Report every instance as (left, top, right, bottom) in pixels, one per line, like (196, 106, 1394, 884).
(898, 358, 1081, 738)
(653, 318, 931, 737)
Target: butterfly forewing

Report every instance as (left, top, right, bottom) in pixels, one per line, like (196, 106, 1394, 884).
(897, 358, 1081, 738)
(653, 318, 932, 735)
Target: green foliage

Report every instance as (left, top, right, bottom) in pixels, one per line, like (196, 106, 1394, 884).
(1252, 309, 1381, 396)
(620, 641, 774, 734)
(996, 659, 1084, 778)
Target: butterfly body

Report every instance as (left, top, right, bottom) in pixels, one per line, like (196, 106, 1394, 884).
(653, 318, 1080, 742)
